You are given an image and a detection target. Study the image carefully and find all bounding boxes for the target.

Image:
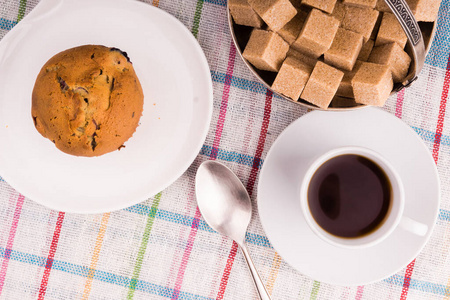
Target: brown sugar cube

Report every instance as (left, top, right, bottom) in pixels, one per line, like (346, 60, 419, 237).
(376, 13, 408, 48)
(407, 0, 441, 21)
(292, 9, 340, 58)
(287, 48, 318, 67)
(272, 57, 314, 100)
(368, 42, 411, 82)
(301, 0, 337, 13)
(342, 6, 379, 42)
(352, 62, 393, 106)
(325, 28, 364, 71)
(229, 0, 264, 28)
(357, 39, 375, 61)
(332, 1, 347, 22)
(343, 0, 377, 8)
(301, 61, 344, 109)
(248, 0, 297, 31)
(336, 60, 363, 97)
(243, 29, 289, 72)
(375, 0, 391, 12)
(278, 10, 308, 44)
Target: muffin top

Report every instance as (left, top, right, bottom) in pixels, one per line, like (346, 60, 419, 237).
(32, 45, 144, 157)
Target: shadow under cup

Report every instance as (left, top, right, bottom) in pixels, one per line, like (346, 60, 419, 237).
(300, 147, 405, 249)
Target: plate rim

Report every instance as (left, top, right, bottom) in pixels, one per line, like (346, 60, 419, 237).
(0, 0, 213, 214)
(257, 107, 441, 286)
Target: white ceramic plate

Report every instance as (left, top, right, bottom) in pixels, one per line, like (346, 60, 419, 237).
(258, 107, 440, 286)
(0, 0, 213, 213)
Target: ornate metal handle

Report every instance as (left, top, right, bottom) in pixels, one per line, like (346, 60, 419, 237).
(383, 0, 426, 88)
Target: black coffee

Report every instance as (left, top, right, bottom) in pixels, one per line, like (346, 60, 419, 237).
(307, 154, 391, 238)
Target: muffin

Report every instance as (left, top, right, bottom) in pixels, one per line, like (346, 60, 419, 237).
(32, 45, 144, 157)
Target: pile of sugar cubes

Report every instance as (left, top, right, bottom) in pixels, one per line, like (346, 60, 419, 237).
(229, 0, 440, 109)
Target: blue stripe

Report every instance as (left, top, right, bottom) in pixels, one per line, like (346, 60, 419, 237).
(246, 232, 272, 248)
(411, 126, 450, 146)
(2, 246, 449, 297)
(438, 209, 450, 221)
(204, 0, 226, 5)
(425, 0, 450, 69)
(211, 70, 283, 100)
(124, 204, 273, 248)
(199, 145, 264, 168)
(384, 274, 450, 296)
(0, 18, 16, 31)
(0, 247, 213, 300)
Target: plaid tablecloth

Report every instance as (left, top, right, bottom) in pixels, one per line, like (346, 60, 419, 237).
(1, 0, 450, 299)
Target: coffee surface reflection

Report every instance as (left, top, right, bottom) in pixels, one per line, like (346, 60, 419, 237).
(307, 154, 391, 238)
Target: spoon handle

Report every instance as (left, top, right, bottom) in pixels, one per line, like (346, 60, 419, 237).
(240, 244, 272, 300)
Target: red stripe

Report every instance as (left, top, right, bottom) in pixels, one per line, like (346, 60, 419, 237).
(400, 260, 416, 300)
(432, 55, 450, 163)
(171, 208, 202, 300)
(0, 194, 24, 296)
(171, 42, 236, 298)
(355, 286, 364, 300)
(216, 90, 273, 300)
(215, 241, 239, 300)
(38, 212, 65, 300)
(395, 89, 405, 118)
(400, 54, 450, 300)
(247, 90, 273, 195)
(210, 44, 236, 159)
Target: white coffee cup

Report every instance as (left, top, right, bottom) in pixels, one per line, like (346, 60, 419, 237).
(299, 146, 428, 249)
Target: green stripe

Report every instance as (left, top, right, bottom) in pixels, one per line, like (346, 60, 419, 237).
(191, 0, 204, 38)
(309, 281, 320, 300)
(126, 193, 162, 299)
(17, 0, 27, 22)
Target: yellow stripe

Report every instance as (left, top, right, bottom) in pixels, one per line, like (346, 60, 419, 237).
(152, 0, 159, 6)
(81, 213, 111, 300)
(266, 252, 283, 294)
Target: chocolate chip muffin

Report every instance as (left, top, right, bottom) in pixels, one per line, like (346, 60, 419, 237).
(32, 45, 144, 157)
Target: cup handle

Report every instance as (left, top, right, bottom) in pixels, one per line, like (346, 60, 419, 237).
(399, 216, 428, 236)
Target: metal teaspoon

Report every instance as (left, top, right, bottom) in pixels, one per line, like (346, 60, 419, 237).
(195, 160, 271, 300)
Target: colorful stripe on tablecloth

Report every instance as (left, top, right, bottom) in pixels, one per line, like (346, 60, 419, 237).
(17, 0, 27, 22)
(0, 18, 17, 30)
(127, 193, 162, 299)
(38, 212, 65, 300)
(170, 196, 202, 300)
(82, 213, 111, 299)
(210, 39, 238, 300)
(0, 194, 24, 296)
(0, 245, 213, 300)
(0, 244, 449, 298)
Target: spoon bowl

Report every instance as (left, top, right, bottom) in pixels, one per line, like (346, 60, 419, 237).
(195, 160, 251, 245)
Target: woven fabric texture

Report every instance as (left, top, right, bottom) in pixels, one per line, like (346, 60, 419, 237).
(1, 0, 450, 299)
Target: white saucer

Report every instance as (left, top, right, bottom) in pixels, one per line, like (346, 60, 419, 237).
(0, 0, 212, 213)
(257, 107, 440, 286)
